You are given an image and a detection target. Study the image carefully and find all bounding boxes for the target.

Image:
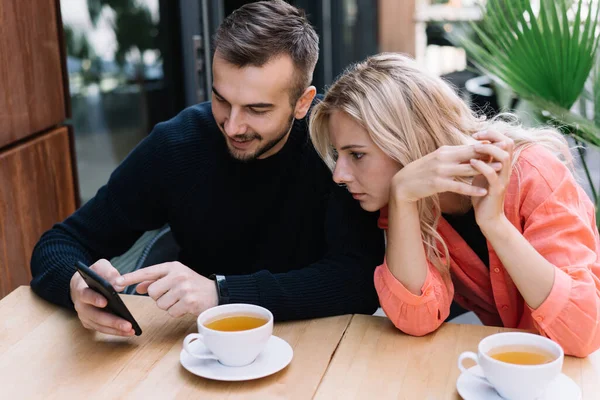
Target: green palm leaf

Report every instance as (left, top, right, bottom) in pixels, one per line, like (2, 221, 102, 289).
(454, 0, 600, 144)
(595, 59, 600, 128)
(535, 98, 600, 147)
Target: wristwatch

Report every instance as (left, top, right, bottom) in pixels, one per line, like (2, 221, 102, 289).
(209, 274, 230, 305)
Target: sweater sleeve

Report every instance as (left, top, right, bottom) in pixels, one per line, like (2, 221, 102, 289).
(374, 254, 453, 336)
(224, 184, 385, 321)
(29, 120, 175, 309)
(518, 157, 600, 357)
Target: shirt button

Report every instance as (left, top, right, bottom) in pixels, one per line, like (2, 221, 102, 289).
(425, 290, 432, 296)
(494, 268, 500, 273)
(501, 305, 509, 311)
(536, 316, 544, 322)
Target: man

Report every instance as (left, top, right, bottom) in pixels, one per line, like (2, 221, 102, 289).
(30, 0, 383, 337)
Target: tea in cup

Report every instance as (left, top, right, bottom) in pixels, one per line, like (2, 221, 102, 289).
(458, 332, 564, 400)
(183, 303, 273, 367)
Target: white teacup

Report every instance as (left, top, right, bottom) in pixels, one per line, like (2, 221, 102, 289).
(458, 332, 564, 400)
(183, 304, 273, 367)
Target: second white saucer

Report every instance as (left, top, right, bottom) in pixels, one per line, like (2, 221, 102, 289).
(456, 365, 581, 400)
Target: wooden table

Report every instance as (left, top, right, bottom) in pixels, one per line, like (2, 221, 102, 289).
(1, 287, 599, 399)
(0, 287, 349, 399)
(315, 315, 600, 399)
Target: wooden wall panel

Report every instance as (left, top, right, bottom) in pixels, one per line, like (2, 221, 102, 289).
(378, 0, 416, 57)
(0, 127, 76, 298)
(0, 0, 67, 148)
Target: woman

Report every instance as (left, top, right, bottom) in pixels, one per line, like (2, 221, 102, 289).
(309, 53, 600, 357)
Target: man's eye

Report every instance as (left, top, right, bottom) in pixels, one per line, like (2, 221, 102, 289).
(351, 152, 365, 160)
(248, 108, 268, 115)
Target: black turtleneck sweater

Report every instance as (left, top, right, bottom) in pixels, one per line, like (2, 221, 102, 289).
(30, 101, 384, 321)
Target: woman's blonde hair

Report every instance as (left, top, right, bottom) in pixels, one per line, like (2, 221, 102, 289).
(309, 52, 572, 276)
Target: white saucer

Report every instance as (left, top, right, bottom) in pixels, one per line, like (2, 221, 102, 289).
(179, 335, 293, 381)
(456, 365, 581, 400)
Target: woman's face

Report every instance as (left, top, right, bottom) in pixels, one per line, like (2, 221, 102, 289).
(328, 110, 402, 211)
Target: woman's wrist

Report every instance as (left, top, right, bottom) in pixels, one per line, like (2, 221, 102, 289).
(390, 179, 415, 205)
(478, 215, 512, 241)
(390, 188, 419, 213)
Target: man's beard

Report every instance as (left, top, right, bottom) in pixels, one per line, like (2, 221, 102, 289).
(222, 114, 295, 162)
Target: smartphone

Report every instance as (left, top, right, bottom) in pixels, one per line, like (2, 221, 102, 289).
(75, 261, 142, 336)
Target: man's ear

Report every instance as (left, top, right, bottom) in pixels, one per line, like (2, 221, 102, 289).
(294, 86, 317, 119)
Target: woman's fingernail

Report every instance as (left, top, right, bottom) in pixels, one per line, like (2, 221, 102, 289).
(477, 188, 487, 195)
(116, 277, 124, 285)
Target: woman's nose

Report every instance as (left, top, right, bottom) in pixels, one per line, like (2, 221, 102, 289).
(333, 159, 352, 186)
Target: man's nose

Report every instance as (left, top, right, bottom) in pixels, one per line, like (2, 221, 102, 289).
(224, 109, 247, 136)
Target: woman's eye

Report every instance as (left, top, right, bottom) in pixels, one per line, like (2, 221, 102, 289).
(351, 152, 365, 160)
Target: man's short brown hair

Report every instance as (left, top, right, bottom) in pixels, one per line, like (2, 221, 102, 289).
(214, 0, 319, 104)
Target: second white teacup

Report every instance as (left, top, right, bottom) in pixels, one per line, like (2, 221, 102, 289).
(458, 332, 564, 400)
(183, 303, 273, 367)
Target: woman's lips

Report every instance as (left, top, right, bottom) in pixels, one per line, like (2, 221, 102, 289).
(351, 193, 366, 200)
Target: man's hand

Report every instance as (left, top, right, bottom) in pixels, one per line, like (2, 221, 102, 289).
(117, 262, 218, 317)
(70, 259, 135, 336)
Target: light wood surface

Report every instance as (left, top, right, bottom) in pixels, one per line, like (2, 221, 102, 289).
(0, 287, 351, 399)
(3, 288, 599, 399)
(315, 314, 600, 399)
(0, 127, 76, 299)
(0, 0, 67, 147)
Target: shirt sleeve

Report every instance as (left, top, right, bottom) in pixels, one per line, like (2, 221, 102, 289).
(374, 256, 453, 336)
(518, 155, 600, 357)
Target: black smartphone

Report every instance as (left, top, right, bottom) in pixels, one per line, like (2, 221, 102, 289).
(75, 261, 142, 336)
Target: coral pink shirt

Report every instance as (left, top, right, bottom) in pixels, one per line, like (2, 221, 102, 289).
(374, 146, 600, 357)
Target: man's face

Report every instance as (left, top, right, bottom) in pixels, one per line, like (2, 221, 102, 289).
(211, 52, 299, 161)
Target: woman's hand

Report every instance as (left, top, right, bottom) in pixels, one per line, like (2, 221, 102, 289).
(469, 130, 515, 231)
(391, 144, 501, 203)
